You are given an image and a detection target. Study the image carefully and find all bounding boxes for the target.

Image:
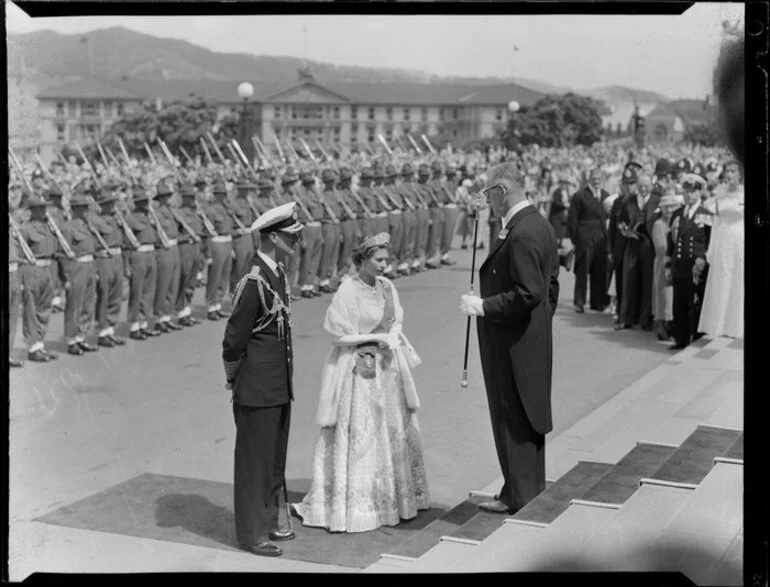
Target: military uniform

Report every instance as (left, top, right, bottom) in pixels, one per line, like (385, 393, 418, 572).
(91, 189, 127, 346)
(295, 173, 325, 297)
(425, 163, 446, 267)
(19, 196, 61, 361)
(355, 168, 380, 236)
(334, 168, 362, 276)
(125, 189, 160, 339)
(415, 165, 436, 270)
(222, 202, 303, 557)
(666, 178, 714, 350)
(371, 170, 393, 236)
(439, 167, 460, 265)
(61, 194, 99, 354)
(318, 169, 345, 291)
(279, 172, 303, 293)
(229, 183, 258, 295)
(381, 165, 405, 277)
(45, 188, 69, 313)
(203, 180, 235, 319)
(395, 165, 419, 275)
(152, 184, 183, 332)
(9, 219, 25, 366)
(175, 184, 205, 326)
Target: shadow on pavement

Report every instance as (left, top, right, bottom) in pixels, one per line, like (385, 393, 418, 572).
(155, 493, 237, 549)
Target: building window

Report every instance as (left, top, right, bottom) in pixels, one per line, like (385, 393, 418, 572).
(274, 105, 281, 119)
(403, 108, 410, 121)
(56, 102, 65, 117)
(333, 127, 341, 142)
(368, 107, 375, 121)
(386, 107, 393, 121)
(367, 126, 376, 143)
(56, 124, 66, 142)
(351, 105, 358, 120)
(332, 106, 340, 120)
(68, 100, 77, 117)
(82, 101, 99, 117)
(453, 108, 459, 120)
(116, 103, 125, 117)
(351, 123, 359, 136)
(103, 101, 113, 118)
(421, 107, 428, 121)
(385, 129, 393, 142)
(439, 108, 445, 122)
(453, 129, 458, 137)
(351, 134, 358, 144)
(496, 108, 504, 121)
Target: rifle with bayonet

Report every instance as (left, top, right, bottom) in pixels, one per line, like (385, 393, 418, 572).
(75, 142, 103, 188)
(8, 148, 33, 193)
(206, 132, 227, 164)
(231, 139, 263, 219)
(300, 138, 341, 224)
(9, 212, 37, 264)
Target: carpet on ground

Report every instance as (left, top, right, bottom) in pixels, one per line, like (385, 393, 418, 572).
(34, 473, 446, 568)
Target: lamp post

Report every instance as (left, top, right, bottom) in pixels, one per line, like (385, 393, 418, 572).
(505, 100, 520, 156)
(237, 82, 255, 167)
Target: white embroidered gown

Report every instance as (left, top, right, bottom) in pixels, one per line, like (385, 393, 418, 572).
(293, 275, 431, 533)
(698, 186, 744, 339)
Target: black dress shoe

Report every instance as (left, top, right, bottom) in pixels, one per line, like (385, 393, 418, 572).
(9, 358, 24, 368)
(239, 542, 282, 557)
(301, 290, 314, 299)
(142, 327, 161, 337)
(217, 309, 232, 318)
(311, 289, 323, 297)
(208, 311, 220, 321)
(154, 322, 171, 334)
(130, 330, 147, 341)
(668, 343, 688, 351)
(28, 350, 49, 362)
(461, 244, 468, 250)
(165, 321, 183, 331)
(291, 294, 301, 302)
(44, 350, 58, 361)
(319, 285, 334, 294)
(269, 530, 296, 542)
(613, 324, 632, 331)
(179, 317, 194, 327)
(109, 335, 127, 346)
(574, 305, 585, 314)
(68, 344, 84, 356)
(188, 316, 200, 325)
(98, 336, 115, 348)
(78, 341, 98, 352)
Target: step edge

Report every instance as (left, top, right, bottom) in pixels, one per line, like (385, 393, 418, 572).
(504, 518, 549, 528)
(439, 535, 482, 546)
(569, 498, 622, 510)
(696, 423, 744, 433)
(468, 490, 496, 499)
(379, 553, 418, 563)
(713, 456, 744, 466)
(635, 439, 680, 449)
(639, 477, 699, 490)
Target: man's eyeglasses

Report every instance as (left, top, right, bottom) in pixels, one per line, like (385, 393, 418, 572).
(482, 183, 508, 201)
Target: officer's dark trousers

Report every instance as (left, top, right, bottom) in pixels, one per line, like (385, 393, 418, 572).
(672, 276, 697, 346)
(21, 264, 54, 348)
(337, 219, 359, 275)
(232, 402, 291, 546)
(485, 377, 545, 511)
(619, 239, 654, 327)
(95, 254, 124, 333)
(573, 229, 609, 310)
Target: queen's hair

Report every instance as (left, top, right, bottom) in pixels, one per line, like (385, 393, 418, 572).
(351, 232, 390, 267)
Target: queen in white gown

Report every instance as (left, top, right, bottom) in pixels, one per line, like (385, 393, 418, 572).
(698, 162, 744, 339)
(293, 233, 431, 533)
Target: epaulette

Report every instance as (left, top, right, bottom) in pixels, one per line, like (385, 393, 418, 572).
(231, 265, 262, 307)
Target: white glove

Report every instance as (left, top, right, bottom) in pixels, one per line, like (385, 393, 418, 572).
(460, 294, 485, 317)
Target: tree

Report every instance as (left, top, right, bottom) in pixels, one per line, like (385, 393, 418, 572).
(499, 93, 603, 149)
(96, 95, 239, 165)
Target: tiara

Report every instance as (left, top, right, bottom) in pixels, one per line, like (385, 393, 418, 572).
(355, 232, 390, 254)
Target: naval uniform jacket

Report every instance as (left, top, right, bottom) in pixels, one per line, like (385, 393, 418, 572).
(478, 205, 560, 436)
(222, 254, 294, 407)
(666, 204, 713, 280)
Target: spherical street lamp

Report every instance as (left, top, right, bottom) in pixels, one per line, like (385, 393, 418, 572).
(238, 82, 254, 101)
(508, 100, 520, 113)
(505, 101, 521, 155)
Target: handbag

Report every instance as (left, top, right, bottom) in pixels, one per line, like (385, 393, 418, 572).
(352, 279, 397, 378)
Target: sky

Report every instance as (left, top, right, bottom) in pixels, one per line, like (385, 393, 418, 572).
(6, 2, 744, 99)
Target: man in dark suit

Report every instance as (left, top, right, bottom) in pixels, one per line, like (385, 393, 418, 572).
(567, 167, 609, 313)
(460, 162, 560, 514)
(222, 202, 303, 557)
(665, 174, 713, 350)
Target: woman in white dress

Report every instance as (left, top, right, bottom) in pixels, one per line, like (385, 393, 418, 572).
(698, 161, 744, 339)
(293, 232, 431, 533)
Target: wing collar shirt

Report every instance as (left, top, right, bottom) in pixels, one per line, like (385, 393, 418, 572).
(503, 199, 533, 228)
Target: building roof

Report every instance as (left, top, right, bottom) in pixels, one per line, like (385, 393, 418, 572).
(37, 77, 544, 108)
(36, 78, 144, 100)
(646, 99, 715, 127)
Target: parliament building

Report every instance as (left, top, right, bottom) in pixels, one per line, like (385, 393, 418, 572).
(36, 72, 544, 165)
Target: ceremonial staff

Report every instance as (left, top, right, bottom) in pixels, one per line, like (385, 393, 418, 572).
(461, 193, 484, 388)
